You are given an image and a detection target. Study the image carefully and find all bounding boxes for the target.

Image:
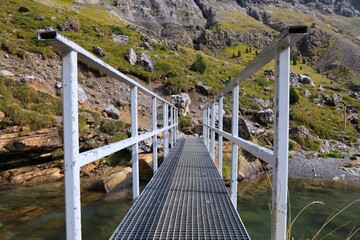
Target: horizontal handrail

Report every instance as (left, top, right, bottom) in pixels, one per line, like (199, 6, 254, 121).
(38, 31, 176, 108)
(79, 124, 176, 167)
(203, 123, 274, 165)
(206, 26, 307, 107)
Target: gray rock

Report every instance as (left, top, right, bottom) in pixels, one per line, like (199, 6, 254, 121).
(143, 42, 152, 49)
(251, 97, 271, 109)
(0, 70, 14, 77)
(138, 136, 153, 153)
(194, 125, 203, 136)
(35, 16, 45, 21)
(112, 34, 129, 44)
(318, 85, 324, 92)
(347, 113, 358, 124)
(304, 89, 312, 99)
(298, 74, 315, 87)
(115, 99, 127, 108)
(256, 108, 274, 125)
(171, 93, 191, 116)
(78, 85, 88, 104)
(322, 93, 342, 106)
(18, 6, 29, 12)
(139, 53, 155, 72)
(104, 105, 120, 119)
(223, 115, 251, 140)
(195, 82, 213, 96)
(92, 46, 106, 57)
(20, 74, 35, 83)
(290, 125, 312, 140)
(57, 19, 80, 32)
(126, 48, 137, 66)
(50, 16, 56, 22)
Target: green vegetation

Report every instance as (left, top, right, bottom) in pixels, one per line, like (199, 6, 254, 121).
(289, 87, 300, 105)
(190, 54, 206, 74)
(178, 116, 192, 132)
(318, 150, 343, 158)
(100, 120, 126, 134)
(0, 76, 60, 130)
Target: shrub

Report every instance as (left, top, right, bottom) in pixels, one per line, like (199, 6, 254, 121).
(107, 149, 131, 166)
(100, 120, 125, 134)
(179, 116, 192, 132)
(190, 54, 206, 74)
(110, 132, 128, 143)
(289, 87, 299, 105)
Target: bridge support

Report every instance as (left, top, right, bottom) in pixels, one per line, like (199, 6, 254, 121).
(131, 86, 139, 201)
(271, 46, 290, 240)
(218, 96, 223, 177)
(62, 50, 82, 240)
(230, 84, 239, 209)
(210, 101, 216, 161)
(152, 97, 158, 173)
(163, 103, 169, 158)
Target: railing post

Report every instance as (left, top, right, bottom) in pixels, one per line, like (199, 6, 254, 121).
(230, 84, 239, 209)
(62, 50, 81, 240)
(131, 86, 139, 201)
(210, 101, 216, 161)
(170, 107, 174, 148)
(163, 103, 169, 158)
(271, 46, 290, 240)
(207, 107, 211, 149)
(218, 96, 224, 177)
(175, 109, 178, 142)
(152, 97, 158, 173)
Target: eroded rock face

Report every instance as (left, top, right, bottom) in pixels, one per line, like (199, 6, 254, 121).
(171, 93, 191, 116)
(223, 115, 251, 140)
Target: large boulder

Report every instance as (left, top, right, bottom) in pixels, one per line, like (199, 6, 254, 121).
(112, 34, 129, 44)
(298, 74, 315, 87)
(223, 116, 251, 140)
(104, 105, 120, 119)
(171, 93, 191, 116)
(92, 166, 132, 192)
(139, 53, 155, 72)
(256, 109, 274, 125)
(321, 93, 342, 106)
(0, 70, 15, 77)
(196, 82, 213, 96)
(126, 48, 137, 66)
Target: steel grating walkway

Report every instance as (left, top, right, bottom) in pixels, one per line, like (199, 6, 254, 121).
(110, 137, 250, 240)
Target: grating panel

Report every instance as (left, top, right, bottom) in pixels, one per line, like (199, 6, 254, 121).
(110, 137, 250, 240)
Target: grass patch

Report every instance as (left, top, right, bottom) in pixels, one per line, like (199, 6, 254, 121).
(319, 150, 343, 159)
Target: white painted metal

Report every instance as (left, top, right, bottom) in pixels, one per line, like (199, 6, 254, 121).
(63, 51, 81, 240)
(230, 85, 239, 209)
(152, 97, 158, 173)
(78, 125, 176, 166)
(203, 124, 274, 166)
(163, 103, 169, 158)
(207, 107, 211, 149)
(131, 86, 139, 201)
(271, 47, 290, 240)
(170, 107, 174, 148)
(38, 31, 176, 109)
(210, 102, 216, 161)
(218, 96, 224, 177)
(202, 110, 206, 141)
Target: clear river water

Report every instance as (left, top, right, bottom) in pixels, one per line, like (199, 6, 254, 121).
(0, 176, 359, 239)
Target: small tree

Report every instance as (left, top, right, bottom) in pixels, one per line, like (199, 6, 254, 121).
(237, 50, 241, 57)
(289, 87, 299, 105)
(232, 52, 236, 58)
(190, 54, 206, 74)
(245, 47, 249, 53)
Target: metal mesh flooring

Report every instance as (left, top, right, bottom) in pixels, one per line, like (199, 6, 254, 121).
(110, 137, 250, 240)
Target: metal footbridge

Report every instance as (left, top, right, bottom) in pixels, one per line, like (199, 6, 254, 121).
(38, 25, 307, 240)
(111, 137, 249, 239)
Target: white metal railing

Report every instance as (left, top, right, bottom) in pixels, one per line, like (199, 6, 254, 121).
(202, 26, 307, 240)
(39, 31, 178, 240)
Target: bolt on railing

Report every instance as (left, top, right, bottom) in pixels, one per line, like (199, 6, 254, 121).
(202, 26, 307, 240)
(39, 31, 178, 240)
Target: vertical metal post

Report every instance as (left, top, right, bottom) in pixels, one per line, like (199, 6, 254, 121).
(163, 103, 169, 158)
(152, 97, 158, 173)
(230, 85, 239, 209)
(218, 96, 224, 177)
(210, 101, 216, 161)
(271, 47, 290, 240)
(175, 109, 178, 142)
(170, 107, 174, 148)
(203, 108, 208, 146)
(202, 110, 206, 140)
(207, 107, 211, 149)
(62, 51, 81, 240)
(131, 86, 139, 200)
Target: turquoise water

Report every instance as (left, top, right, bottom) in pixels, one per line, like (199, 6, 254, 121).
(0, 178, 359, 239)
(238, 176, 360, 239)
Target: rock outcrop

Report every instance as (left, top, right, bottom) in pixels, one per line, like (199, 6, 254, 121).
(171, 93, 191, 116)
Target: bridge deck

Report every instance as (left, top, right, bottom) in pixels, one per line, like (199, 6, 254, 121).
(110, 137, 250, 239)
